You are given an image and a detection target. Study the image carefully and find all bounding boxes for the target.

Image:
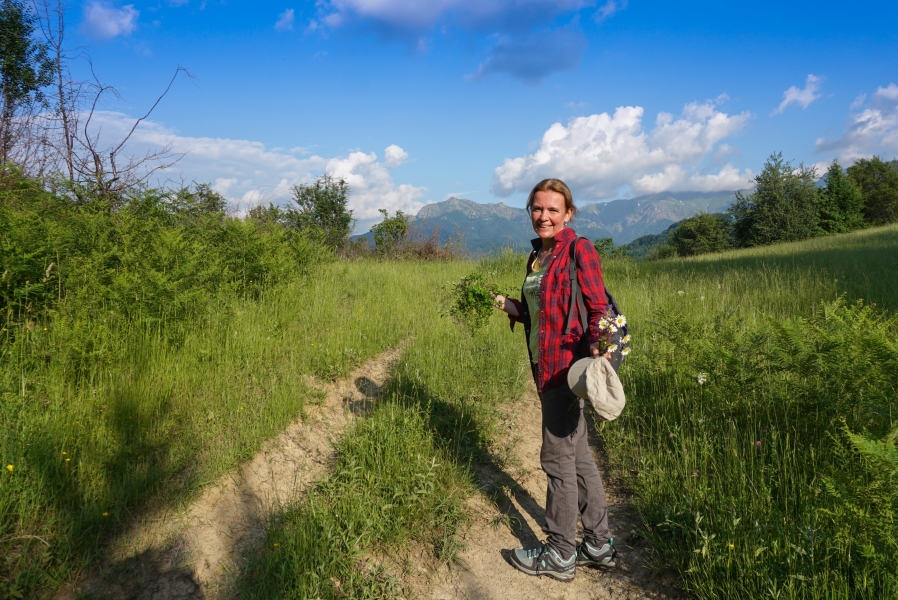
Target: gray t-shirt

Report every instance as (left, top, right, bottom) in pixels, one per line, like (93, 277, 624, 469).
(522, 258, 546, 364)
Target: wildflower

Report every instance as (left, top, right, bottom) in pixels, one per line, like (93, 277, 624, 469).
(62, 451, 67, 455)
(729, 543, 735, 550)
(622, 334, 631, 343)
(700, 296, 705, 301)
(102, 512, 109, 517)
(677, 290, 685, 296)
(614, 315, 627, 327)
(609, 324, 618, 333)
(608, 344, 618, 353)
(6, 464, 12, 472)
(65, 458, 70, 462)
(621, 347, 631, 356)
(696, 372, 708, 386)
(669, 433, 675, 438)
(43, 327, 48, 331)
(692, 471, 699, 477)
(273, 543, 279, 547)
(598, 318, 609, 329)
(755, 440, 762, 447)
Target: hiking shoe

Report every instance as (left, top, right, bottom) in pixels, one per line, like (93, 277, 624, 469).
(576, 538, 618, 570)
(509, 542, 576, 582)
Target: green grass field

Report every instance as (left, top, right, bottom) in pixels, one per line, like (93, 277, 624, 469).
(2, 224, 897, 598)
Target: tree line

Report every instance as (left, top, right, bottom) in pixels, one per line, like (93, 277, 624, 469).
(649, 153, 898, 259)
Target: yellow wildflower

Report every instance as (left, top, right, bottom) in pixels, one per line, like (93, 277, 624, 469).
(728, 543, 734, 550)
(6, 464, 13, 472)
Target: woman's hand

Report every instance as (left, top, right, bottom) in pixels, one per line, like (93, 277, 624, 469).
(589, 344, 612, 362)
(491, 294, 520, 317)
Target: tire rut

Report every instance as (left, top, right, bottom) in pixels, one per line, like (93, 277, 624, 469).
(56, 345, 405, 600)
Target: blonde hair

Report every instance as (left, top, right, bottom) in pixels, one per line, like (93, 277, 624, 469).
(526, 178, 577, 219)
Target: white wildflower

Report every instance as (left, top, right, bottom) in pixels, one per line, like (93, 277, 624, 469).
(608, 344, 618, 353)
(609, 324, 618, 333)
(614, 315, 627, 327)
(621, 347, 631, 356)
(598, 318, 609, 329)
(622, 334, 631, 344)
(696, 372, 708, 386)
(678, 290, 685, 296)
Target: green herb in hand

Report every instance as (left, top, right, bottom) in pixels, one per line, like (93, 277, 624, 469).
(443, 273, 507, 333)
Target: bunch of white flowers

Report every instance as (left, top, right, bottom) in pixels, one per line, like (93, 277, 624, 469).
(596, 313, 630, 357)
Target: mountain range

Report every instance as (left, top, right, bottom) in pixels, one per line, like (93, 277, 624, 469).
(399, 190, 741, 253)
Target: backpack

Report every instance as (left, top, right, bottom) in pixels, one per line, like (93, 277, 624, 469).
(563, 237, 629, 373)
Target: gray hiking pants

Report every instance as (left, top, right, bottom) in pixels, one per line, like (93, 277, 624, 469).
(539, 384, 611, 560)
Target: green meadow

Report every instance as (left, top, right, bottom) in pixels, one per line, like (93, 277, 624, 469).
(2, 205, 897, 598)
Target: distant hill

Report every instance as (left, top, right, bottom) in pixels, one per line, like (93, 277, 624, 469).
(622, 223, 679, 260)
(381, 191, 741, 254)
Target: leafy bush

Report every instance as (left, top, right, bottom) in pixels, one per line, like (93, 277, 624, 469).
(665, 212, 732, 257)
(370, 209, 410, 253)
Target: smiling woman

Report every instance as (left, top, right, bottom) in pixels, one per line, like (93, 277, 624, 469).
(492, 178, 617, 582)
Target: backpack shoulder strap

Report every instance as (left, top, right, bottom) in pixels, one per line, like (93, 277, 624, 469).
(564, 237, 589, 335)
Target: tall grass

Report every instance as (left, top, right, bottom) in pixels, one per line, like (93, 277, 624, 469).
(601, 224, 898, 599)
(0, 259, 474, 598)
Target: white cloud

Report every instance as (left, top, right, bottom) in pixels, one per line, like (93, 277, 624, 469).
(82, 2, 139, 39)
(772, 74, 824, 115)
(384, 144, 408, 166)
(815, 83, 898, 161)
(594, 0, 627, 23)
(84, 112, 424, 232)
(492, 98, 753, 200)
(275, 8, 295, 31)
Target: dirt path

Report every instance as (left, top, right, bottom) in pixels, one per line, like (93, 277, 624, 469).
(57, 346, 404, 600)
(429, 388, 681, 600)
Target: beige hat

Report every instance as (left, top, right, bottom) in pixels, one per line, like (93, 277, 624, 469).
(567, 357, 626, 421)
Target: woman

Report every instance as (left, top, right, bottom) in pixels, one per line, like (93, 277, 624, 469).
(493, 178, 617, 582)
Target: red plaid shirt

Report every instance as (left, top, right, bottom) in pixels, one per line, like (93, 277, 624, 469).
(508, 227, 609, 392)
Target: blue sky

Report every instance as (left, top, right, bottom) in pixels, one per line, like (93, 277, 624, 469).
(65, 0, 898, 231)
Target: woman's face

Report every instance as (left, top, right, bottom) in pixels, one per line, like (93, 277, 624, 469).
(530, 190, 573, 241)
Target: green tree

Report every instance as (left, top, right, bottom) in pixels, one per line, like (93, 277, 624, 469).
(847, 156, 898, 225)
(666, 212, 732, 257)
(287, 173, 354, 248)
(729, 152, 820, 247)
(818, 160, 865, 234)
(593, 237, 615, 257)
(169, 183, 228, 220)
(593, 237, 629, 259)
(0, 0, 53, 163)
(370, 208, 410, 252)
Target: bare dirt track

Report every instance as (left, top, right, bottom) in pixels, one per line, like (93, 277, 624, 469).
(429, 388, 681, 600)
(56, 346, 403, 600)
